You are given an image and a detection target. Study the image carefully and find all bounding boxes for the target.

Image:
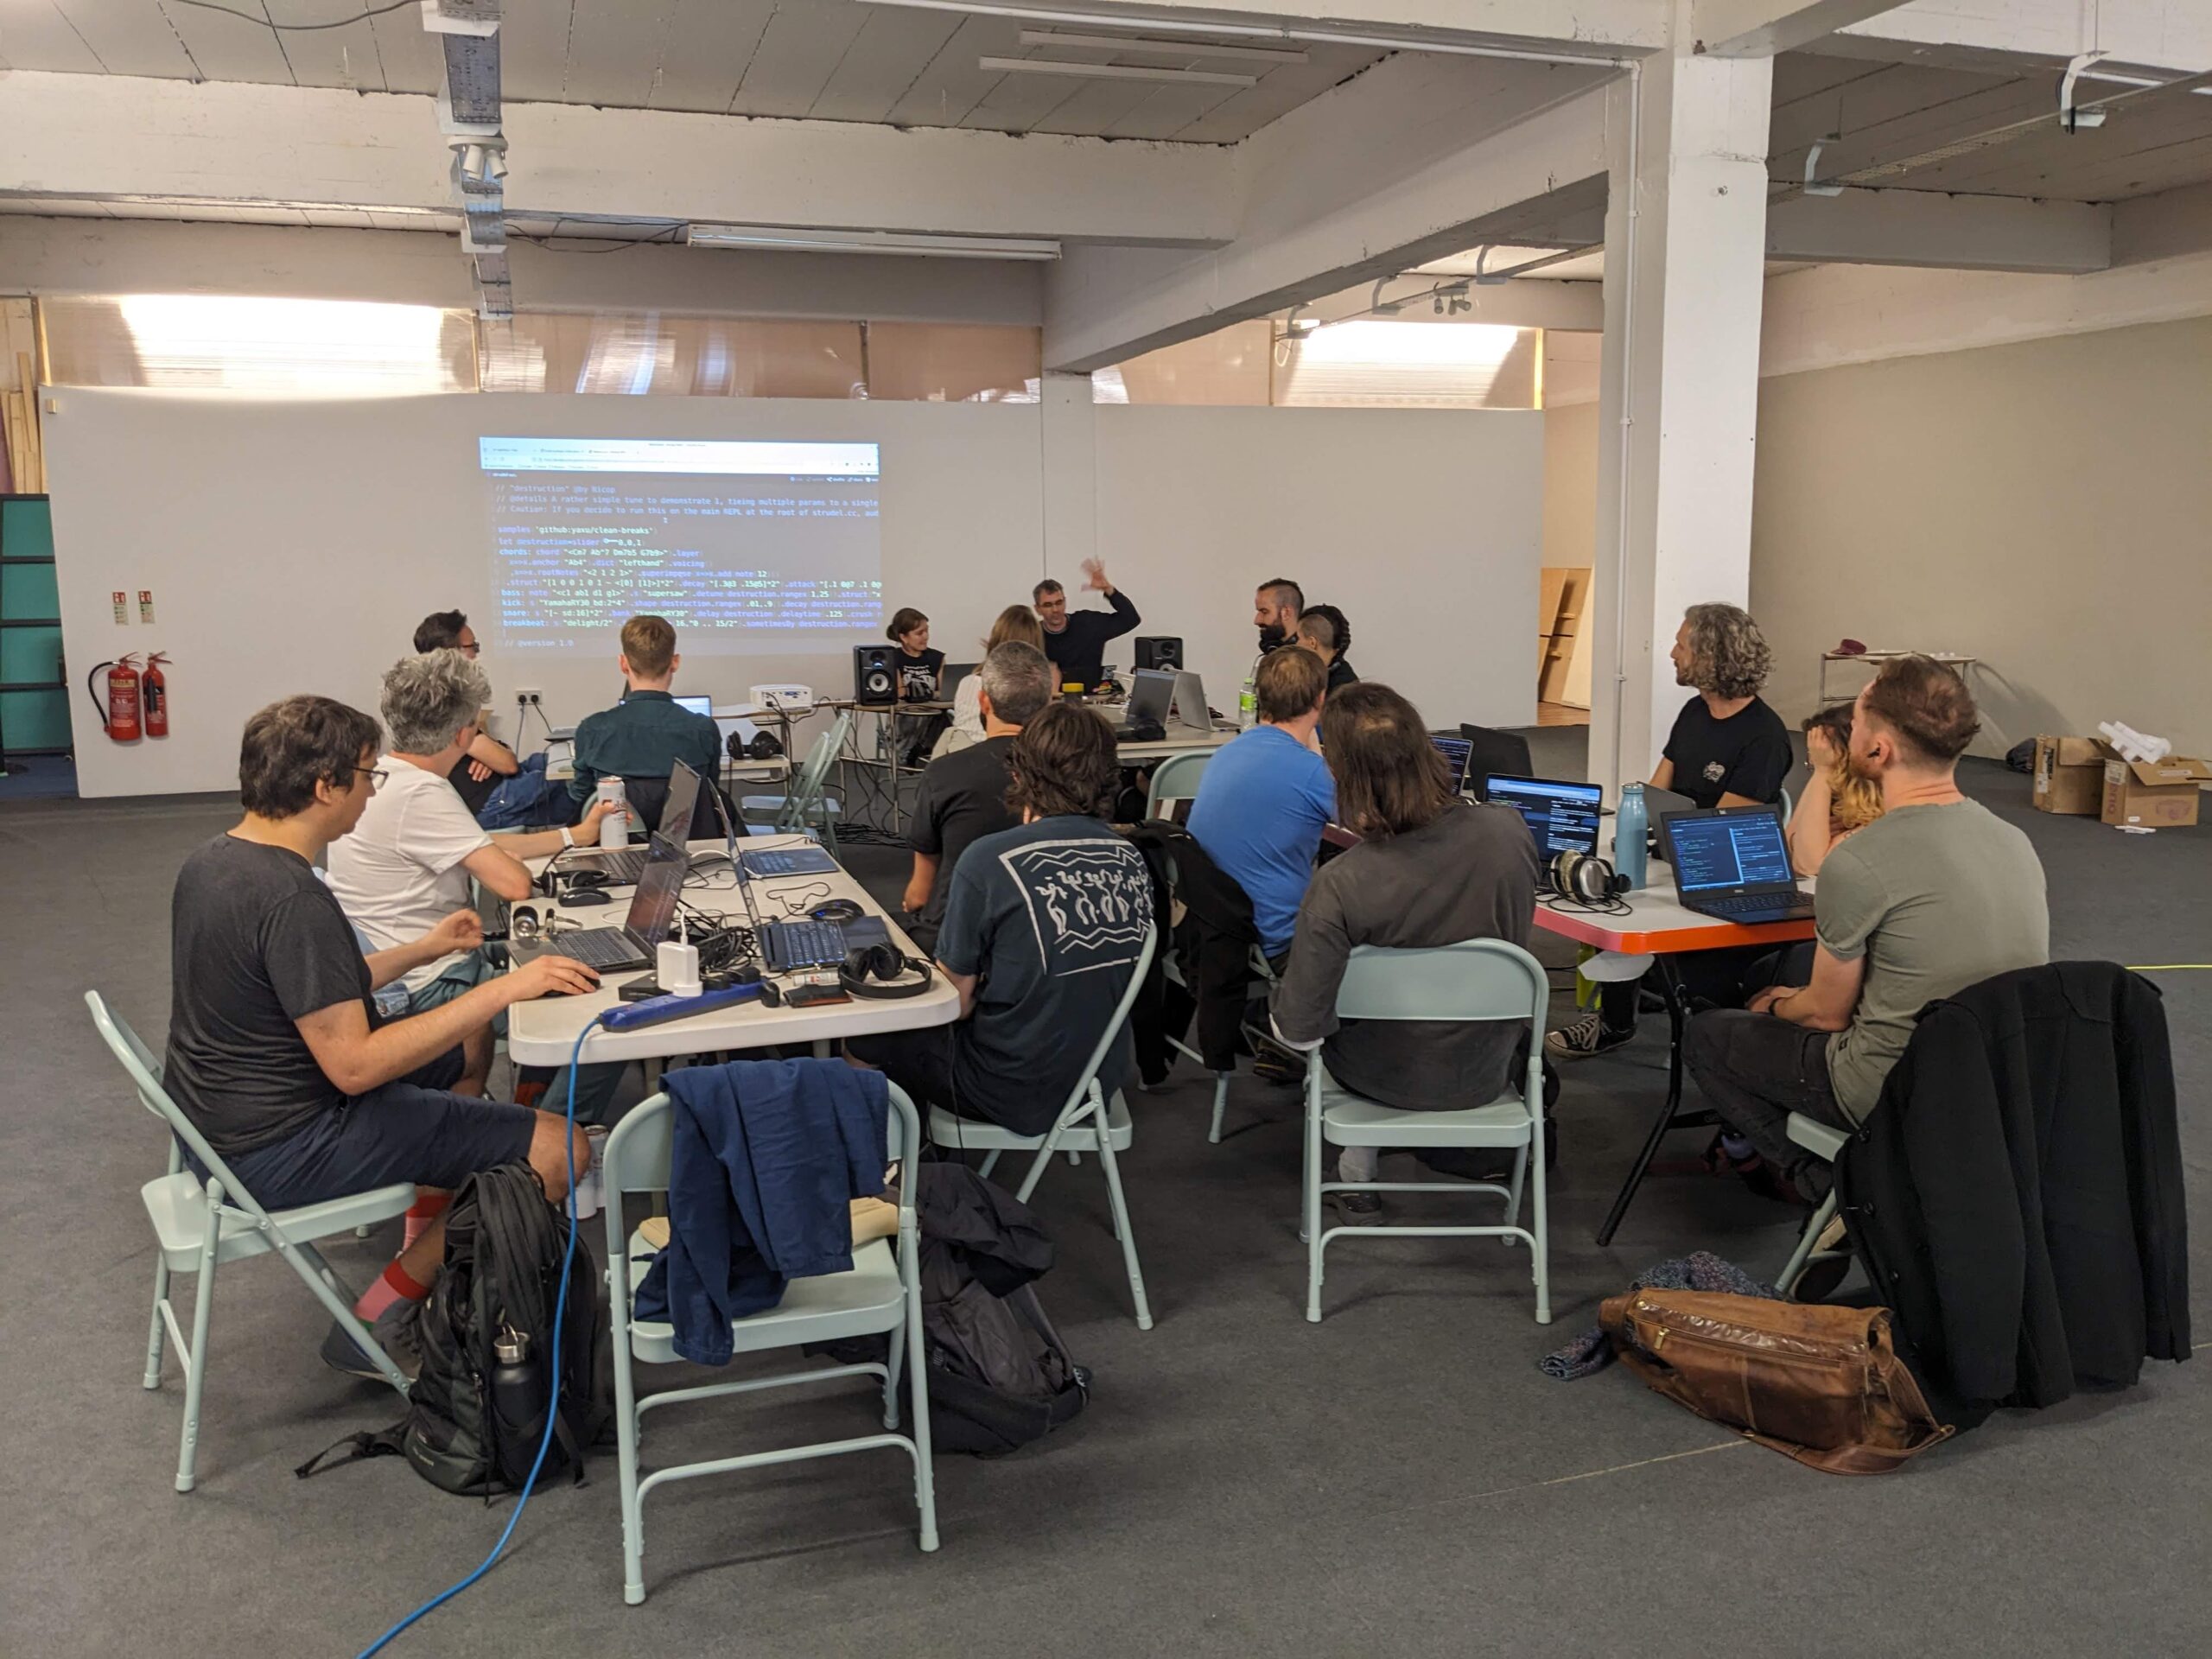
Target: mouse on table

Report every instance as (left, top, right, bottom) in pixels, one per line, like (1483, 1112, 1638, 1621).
(558, 889, 611, 908)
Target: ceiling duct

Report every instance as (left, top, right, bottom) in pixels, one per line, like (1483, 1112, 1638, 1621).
(422, 4, 508, 321)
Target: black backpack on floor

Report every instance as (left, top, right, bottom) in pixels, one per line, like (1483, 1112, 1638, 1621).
(299, 1163, 609, 1497)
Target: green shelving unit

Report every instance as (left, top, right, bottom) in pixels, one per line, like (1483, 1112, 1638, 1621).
(1, 495, 67, 772)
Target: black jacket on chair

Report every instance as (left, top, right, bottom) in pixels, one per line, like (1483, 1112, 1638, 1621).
(1123, 823, 1266, 1082)
(1836, 962, 2190, 1422)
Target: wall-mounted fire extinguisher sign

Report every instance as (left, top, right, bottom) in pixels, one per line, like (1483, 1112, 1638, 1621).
(143, 653, 171, 738)
(89, 653, 143, 742)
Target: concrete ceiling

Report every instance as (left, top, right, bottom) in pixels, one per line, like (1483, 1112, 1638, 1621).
(0, 0, 1389, 143)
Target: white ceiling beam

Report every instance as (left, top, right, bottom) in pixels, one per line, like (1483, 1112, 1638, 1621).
(1834, 0, 2212, 75)
(1692, 2, 1913, 58)
(0, 72, 1236, 247)
(899, 1, 1669, 56)
(1044, 54, 1617, 371)
(1300, 275, 1605, 330)
(1766, 187, 2112, 273)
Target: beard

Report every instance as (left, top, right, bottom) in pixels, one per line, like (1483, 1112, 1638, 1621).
(1258, 623, 1288, 649)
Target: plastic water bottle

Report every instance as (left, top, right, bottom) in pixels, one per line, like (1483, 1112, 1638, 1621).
(1237, 674, 1257, 729)
(1614, 782, 1649, 892)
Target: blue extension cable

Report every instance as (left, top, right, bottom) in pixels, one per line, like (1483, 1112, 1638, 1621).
(358, 1014, 603, 1657)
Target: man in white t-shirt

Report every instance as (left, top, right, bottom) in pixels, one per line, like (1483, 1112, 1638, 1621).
(328, 650, 617, 1105)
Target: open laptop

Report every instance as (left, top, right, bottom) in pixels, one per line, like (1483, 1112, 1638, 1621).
(1486, 774, 1604, 876)
(1459, 723, 1534, 799)
(735, 856, 887, 972)
(1168, 670, 1233, 734)
(1113, 667, 1176, 740)
(568, 758, 703, 883)
(1431, 734, 1473, 792)
(515, 834, 688, 973)
(672, 693, 714, 717)
(1662, 804, 1816, 924)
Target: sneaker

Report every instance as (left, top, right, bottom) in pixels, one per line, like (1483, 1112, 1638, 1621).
(1327, 1187, 1383, 1226)
(321, 1300, 423, 1384)
(1250, 1046, 1306, 1087)
(1544, 1011, 1632, 1062)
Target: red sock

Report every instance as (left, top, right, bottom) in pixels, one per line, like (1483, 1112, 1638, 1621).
(402, 1192, 451, 1251)
(353, 1258, 432, 1323)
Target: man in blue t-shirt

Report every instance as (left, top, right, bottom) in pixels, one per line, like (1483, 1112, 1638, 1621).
(1185, 645, 1336, 962)
(847, 703, 1151, 1136)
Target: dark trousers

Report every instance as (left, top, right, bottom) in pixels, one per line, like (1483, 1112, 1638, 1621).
(1682, 1008, 1852, 1195)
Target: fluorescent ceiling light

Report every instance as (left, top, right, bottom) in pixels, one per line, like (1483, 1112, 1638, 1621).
(687, 226, 1062, 261)
(1015, 29, 1306, 63)
(979, 56, 1256, 86)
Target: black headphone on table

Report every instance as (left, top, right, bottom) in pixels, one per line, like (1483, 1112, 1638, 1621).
(729, 729, 785, 761)
(1551, 849, 1629, 906)
(810, 898, 865, 924)
(839, 940, 938, 1000)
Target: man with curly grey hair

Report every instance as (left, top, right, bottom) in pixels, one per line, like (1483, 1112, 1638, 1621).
(1548, 601, 1792, 1062)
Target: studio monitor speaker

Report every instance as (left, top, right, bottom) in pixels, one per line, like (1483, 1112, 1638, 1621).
(854, 645, 897, 705)
(1134, 636, 1183, 672)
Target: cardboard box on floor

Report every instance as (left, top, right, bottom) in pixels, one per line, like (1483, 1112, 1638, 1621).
(2102, 753, 2211, 830)
(2032, 735, 2105, 815)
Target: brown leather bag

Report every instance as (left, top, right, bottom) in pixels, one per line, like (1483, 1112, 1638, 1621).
(1599, 1288, 1954, 1475)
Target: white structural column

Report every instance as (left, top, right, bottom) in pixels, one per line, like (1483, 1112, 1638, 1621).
(1588, 22, 1776, 800)
(1039, 372, 1100, 587)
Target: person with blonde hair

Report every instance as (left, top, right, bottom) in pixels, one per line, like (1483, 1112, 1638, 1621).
(1788, 703, 1885, 876)
(936, 603, 1058, 757)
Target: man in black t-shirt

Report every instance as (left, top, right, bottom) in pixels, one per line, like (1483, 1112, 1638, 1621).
(900, 640, 1052, 950)
(1033, 558, 1140, 691)
(849, 702, 1150, 1135)
(165, 695, 599, 1379)
(1549, 601, 1794, 1060)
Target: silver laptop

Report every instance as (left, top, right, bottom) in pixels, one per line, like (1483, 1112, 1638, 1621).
(1168, 671, 1230, 734)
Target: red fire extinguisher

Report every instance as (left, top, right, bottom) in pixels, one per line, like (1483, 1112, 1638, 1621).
(143, 652, 171, 739)
(88, 653, 143, 742)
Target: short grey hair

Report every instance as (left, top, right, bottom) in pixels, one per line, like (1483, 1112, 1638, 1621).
(980, 639, 1052, 728)
(381, 648, 490, 754)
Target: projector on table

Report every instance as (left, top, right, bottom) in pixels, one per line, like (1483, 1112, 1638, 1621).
(749, 684, 815, 713)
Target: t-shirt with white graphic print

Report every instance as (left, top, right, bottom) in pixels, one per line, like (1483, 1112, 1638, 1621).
(935, 815, 1151, 1135)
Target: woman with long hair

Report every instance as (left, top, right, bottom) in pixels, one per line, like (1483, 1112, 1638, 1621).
(1271, 682, 1540, 1223)
(1787, 702, 1885, 875)
(936, 604, 1057, 758)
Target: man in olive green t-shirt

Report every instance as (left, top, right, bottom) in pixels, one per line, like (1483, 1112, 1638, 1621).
(1683, 657, 2048, 1196)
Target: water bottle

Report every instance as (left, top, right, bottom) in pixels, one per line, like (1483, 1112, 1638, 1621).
(1614, 782, 1649, 892)
(1237, 674, 1257, 729)
(490, 1325, 549, 1485)
(594, 778, 628, 848)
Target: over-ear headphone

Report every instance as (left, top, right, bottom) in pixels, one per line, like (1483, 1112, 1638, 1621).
(1551, 849, 1628, 904)
(730, 729, 785, 761)
(838, 941, 937, 1000)
(810, 898, 865, 924)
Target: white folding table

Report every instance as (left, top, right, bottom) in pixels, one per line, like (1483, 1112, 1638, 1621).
(505, 833, 959, 1068)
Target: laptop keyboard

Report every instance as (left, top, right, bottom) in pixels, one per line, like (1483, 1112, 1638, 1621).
(1694, 892, 1814, 917)
(573, 847, 647, 882)
(743, 848, 836, 877)
(764, 919, 846, 969)
(550, 929, 647, 969)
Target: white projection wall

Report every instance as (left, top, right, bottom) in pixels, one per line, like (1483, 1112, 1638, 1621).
(46, 390, 1540, 798)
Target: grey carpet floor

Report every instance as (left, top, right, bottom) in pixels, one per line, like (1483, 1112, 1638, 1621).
(3, 748, 2204, 1656)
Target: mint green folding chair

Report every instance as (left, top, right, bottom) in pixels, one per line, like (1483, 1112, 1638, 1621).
(86, 991, 416, 1491)
(1144, 749, 1212, 820)
(605, 1079, 937, 1605)
(1294, 941, 1552, 1325)
(742, 709, 851, 851)
(1777, 1113, 1849, 1297)
(929, 930, 1159, 1328)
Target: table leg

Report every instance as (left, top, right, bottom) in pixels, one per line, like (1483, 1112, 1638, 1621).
(1593, 957, 1713, 1247)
